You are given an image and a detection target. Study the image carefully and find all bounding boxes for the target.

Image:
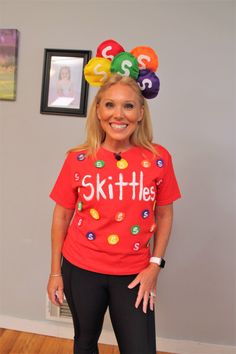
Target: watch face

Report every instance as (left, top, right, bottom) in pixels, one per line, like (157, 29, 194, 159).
(160, 259, 166, 268)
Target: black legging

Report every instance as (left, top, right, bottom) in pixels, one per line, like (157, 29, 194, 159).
(62, 257, 156, 354)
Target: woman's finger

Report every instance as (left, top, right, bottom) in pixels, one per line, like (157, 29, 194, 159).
(128, 275, 141, 289)
(57, 288, 64, 305)
(142, 291, 150, 313)
(135, 286, 145, 309)
(48, 290, 58, 306)
(149, 292, 156, 311)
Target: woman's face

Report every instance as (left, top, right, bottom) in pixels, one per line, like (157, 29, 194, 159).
(96, 83, 144, 148)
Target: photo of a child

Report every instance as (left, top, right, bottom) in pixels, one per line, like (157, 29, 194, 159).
(56, 66, 75, 98)
(48, 56, 83, 109)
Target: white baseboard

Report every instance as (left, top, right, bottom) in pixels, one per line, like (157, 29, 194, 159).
(0, 315, 235, 354)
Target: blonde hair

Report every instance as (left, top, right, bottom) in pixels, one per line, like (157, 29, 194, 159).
(70, 74, 157, 156)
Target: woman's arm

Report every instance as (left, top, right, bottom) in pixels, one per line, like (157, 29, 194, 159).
(128, 203, 173, 313)
(47, 204, 74, 306)
(152, 203, 173, 259)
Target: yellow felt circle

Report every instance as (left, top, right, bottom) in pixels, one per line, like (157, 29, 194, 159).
(84, 57, 111, 86)
(90, 208, 100, 220)
(108, 234, 120, 245)
(117, 158, 128, 169)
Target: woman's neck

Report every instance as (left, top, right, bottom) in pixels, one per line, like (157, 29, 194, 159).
(101, 140, 133, 154)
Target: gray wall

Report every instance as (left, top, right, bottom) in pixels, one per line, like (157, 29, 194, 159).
(0, 0, 235, 346)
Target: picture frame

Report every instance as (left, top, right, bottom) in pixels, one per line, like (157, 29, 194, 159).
(0, 29, 19, 101)
(40, 48, 91, 117)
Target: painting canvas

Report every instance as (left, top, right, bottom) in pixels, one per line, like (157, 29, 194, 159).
(0, 29, 19, 100)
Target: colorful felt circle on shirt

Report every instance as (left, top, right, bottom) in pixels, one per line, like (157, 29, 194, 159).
(110, 52, 139, 79)
(90, 208, 100, 220)
(149, 223, 156, 233)
(141, 160, 151, 168)
(96, 39, 125, 61)
(142, 209, 150, 219)
(86, 232, 96, 241)
(117, 158, 128, 169)
(130, 46, 158, 72)
(77, 153, 86, 161)
(94, 160, 105, 168)
(156, 159, 164, 168)
(74, 172, 80, 181)
(131, 225, 140, 235)
(137, 69, 160, 99)
(77, 217, 83, 227)
(78, 202, 83, 211)
(108, 234, 120, 245)
(133, 242, 141, 251)
(115, 211, 125, 222)
(84, 57, 111, 86)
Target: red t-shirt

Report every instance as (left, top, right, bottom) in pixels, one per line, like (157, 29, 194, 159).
(50, 145, 181, 275)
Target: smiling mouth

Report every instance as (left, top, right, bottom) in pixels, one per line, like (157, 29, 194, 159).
(110, 123, 128, 130)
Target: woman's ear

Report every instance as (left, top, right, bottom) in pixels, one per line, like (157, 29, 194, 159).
(138, 106, 144, 122)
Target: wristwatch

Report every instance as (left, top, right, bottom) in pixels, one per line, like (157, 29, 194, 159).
(150, 256, 166, 268)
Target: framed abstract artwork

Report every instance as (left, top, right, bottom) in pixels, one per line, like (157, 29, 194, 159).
(0, 29, 19, 100)
(40, 49, 91, 117)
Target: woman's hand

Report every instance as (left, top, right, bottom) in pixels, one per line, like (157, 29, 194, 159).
(128, 204, 173, 313)
(128, 263, 160, 313)
(47, 275, 64, 306)
(47, 204, 74, 307)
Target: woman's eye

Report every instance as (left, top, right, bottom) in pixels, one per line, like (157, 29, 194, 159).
(105, 102, 114, 108)
(124, 103, 134, 109)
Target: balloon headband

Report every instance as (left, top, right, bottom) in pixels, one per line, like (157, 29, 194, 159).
(84, 39, 160, 99)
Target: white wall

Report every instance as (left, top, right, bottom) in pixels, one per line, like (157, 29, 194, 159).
(0, 0, 235, 348)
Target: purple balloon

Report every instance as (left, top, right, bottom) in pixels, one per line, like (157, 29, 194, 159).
(137, 69, 160, 99)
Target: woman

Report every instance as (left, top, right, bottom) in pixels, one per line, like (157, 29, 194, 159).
(47, 74, 181, 354)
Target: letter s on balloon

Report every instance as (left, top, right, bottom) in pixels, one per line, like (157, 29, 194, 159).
(101, 46, 113, 60)
(138, 78, 153, 91)
(137, 54, 151, 69)
(94, 64, 108, 82)
(119, 60, 132, 76)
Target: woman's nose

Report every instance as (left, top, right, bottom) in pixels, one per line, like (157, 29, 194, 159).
(113, 105, 123, 118)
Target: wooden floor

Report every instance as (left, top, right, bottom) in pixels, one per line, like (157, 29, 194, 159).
(0, 329, 175, 354)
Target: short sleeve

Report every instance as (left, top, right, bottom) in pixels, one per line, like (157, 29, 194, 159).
(156, 152, 181, 206)
(50, 153, 77, 209)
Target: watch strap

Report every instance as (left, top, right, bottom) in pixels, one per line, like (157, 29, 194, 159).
(150, 256, 166, 268)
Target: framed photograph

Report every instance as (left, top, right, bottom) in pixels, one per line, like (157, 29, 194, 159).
(40, 49, 91, 117)
(0, 29, 19, 100)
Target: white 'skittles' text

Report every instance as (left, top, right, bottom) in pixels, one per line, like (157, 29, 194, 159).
(80, 171, 156, 201)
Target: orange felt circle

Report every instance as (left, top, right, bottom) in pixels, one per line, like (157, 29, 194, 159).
(130, 46, 158, 72)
